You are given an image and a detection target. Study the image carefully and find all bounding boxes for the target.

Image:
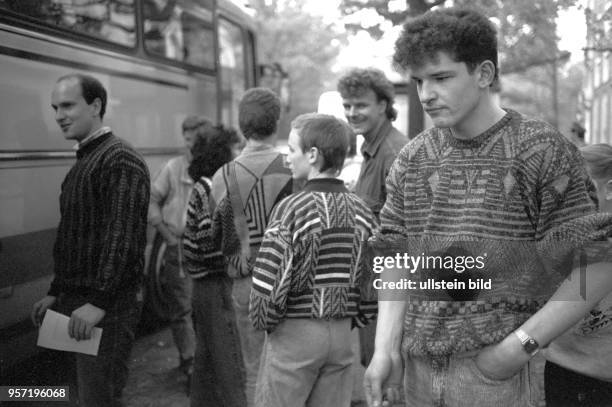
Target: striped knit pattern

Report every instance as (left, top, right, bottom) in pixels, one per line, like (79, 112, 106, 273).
(183, 177, 225, 278)
(211, 146, 293, 278)
(376, 109, 612, 356)
(48, 133, 150, 309)
(249, 179, 379, 332)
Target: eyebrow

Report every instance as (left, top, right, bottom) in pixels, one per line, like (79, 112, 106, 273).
(414, 69, 456, 79)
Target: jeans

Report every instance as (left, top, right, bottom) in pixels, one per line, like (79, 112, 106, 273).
(545, 361, 612, 406)
(232, 277, 265, 407)
(190, 274, 246, 407)
(164, 244, 196, 365)
(255, 318, 354, 407)
(402, 352, 541, 407)
(55, 290, 141, 407)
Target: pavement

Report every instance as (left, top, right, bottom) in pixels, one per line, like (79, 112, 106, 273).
(123, 327, 189, 407)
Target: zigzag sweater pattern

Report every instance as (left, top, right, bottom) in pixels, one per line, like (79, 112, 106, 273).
(376, 109, 612, 356)
(183, 177, 225, 278)
(249, 178, 379, 332)
(48, 132, 150, 309)
(210, 145, 293, 278)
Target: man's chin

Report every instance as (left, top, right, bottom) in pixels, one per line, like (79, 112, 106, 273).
(348, 125, 366, 135)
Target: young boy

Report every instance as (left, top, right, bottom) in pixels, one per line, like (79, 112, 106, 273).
(249, 113, 378, 407)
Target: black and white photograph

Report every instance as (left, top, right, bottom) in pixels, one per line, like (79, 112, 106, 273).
(1, 0, 611, 406)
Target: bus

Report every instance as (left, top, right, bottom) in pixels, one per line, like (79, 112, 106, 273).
(0, 0, 274, 369)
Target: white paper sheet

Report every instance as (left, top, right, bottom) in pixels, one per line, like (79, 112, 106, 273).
(36, 309, 102, 356)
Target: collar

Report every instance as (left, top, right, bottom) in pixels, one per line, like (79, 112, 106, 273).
(74, 126, 112, 150)
(303, 178, 348, 193)
(361, 120, 391, 159)
(240, 141, 277, 155)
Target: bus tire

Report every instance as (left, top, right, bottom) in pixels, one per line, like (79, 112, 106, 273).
(143, 232, 176, 323)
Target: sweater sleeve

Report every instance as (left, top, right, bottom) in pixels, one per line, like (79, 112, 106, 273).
(379, 143, 411, 235)
(249, 201, 293, 331)
(353, 210, 379, 328)
(90, 153, 150, 309)
(532, 137, 612, 277)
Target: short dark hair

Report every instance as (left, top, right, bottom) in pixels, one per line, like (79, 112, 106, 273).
(57, 73, 108, 119)
(337, 68, 397, 121)
(188, 124, 241, 181)
(393, 8, 499, 84)
(291, 113, 350, 173)
(238, 87, 281, 140)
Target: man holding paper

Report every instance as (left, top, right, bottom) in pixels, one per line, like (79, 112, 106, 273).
(31, 73, 150, 407)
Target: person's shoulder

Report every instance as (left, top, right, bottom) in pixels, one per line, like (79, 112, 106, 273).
(101, 133, 148, 169)
(393, 127, 442, 164)
(279, 189, 310, 208)
(346, 191, 376, 216)
(508, 110, 578, 156)
(270, 190, 310, 219)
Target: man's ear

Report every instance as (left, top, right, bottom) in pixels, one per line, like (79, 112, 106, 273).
(90, 97, 102, 118)
(308, 147, 319, 165)
(605, 179, 612, 201)
(477, 60, 496, 88)
(377, 99, 387, 116)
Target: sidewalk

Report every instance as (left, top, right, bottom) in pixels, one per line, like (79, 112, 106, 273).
(123, 328, 189, 407)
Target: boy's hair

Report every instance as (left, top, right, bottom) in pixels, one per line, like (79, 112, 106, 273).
(393, 8, 499, 85)
(291, 113, 350, 173)
(238, 87, 281, 140)
(581, 143, 612, 180)
(57, 73, 108, 119)
(188, 124, 241, 181)
(337, 68, 397, 121)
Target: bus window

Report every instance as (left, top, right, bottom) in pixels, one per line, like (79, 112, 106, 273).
(143, 0, 215, 70)
(0, 0, 136, 47)
(245, 30, 256, 87)
(219, 17, 246, 127)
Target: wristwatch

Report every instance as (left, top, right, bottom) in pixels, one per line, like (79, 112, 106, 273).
(514, 329, 540, 357)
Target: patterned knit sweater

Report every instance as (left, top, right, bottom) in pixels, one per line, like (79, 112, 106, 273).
(48, 132, 150, 309)
(374, 109, 612, 357)
(250, 178, 379, 332)
(211, 144, 293, 278)
(183, 177, 225, 278)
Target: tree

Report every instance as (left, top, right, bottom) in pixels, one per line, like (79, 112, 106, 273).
(585, 4, 612, 53)
(340, 0, 576, 76)
(501, 63, 584, 137)
(248, 0, 346, 138)
(340, 0, 580, 127)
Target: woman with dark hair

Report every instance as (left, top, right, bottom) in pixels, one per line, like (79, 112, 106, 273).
(183, 125, 246, 407)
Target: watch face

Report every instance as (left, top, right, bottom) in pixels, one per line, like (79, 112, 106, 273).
(524, 338, 539, 355)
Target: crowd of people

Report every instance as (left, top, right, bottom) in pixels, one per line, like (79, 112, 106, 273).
(29, 6, 612, 407)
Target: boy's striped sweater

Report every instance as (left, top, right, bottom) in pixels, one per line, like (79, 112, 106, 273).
(249, 178, 379, 332)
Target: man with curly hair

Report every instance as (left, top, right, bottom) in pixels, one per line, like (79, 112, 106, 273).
(364, 7, 612, 407)
(337, 67, 408, 218)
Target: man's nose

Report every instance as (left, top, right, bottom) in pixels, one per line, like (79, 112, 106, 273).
(55, 108, 65, 121)
(419, 81, 436, 104)
(346, 106, 357, 117)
